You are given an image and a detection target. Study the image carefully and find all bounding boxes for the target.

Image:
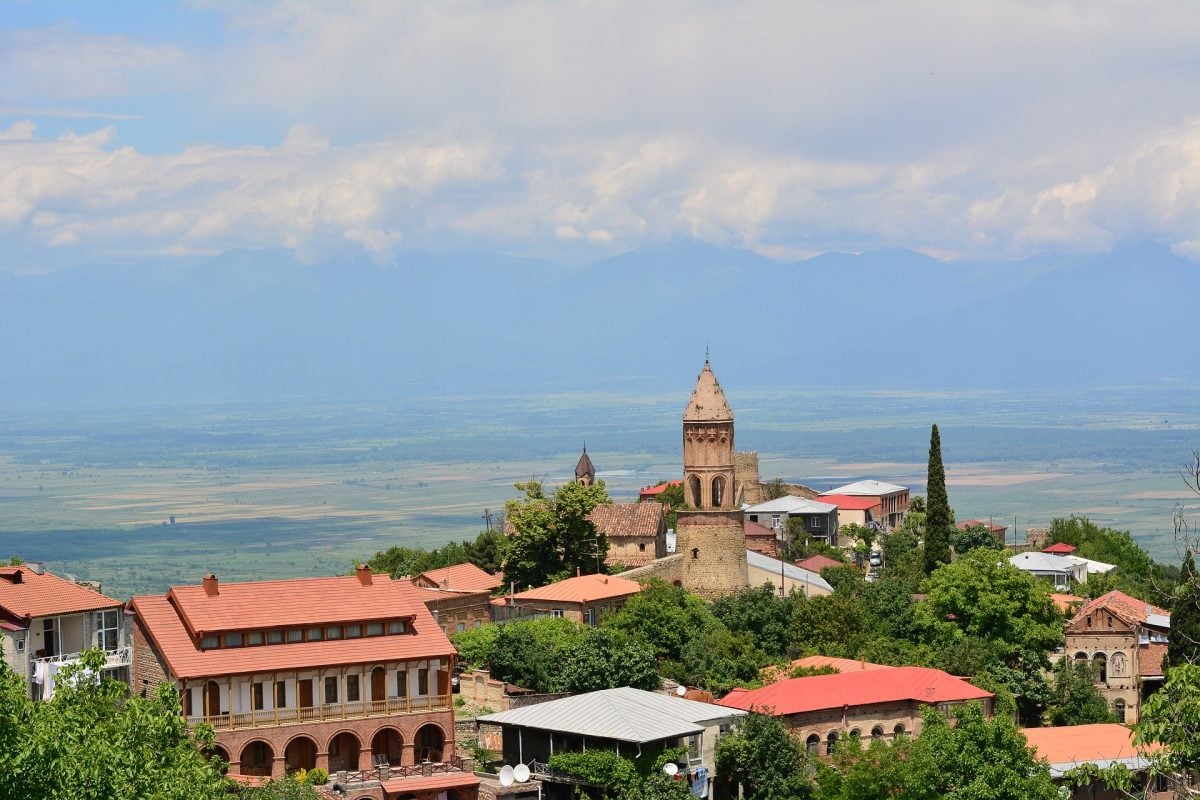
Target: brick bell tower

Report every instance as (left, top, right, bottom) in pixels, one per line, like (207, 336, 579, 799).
(675, 357, 749, 599)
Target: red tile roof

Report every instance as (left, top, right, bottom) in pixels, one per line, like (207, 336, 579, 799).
(718, 666, 991, 716)
(794, 555, 844, 573)
(1042, 543, 1078, 554)
(502, 573, 642, 605)
(1071, 590, 1169, 629)
(816, 494, 881, 511)
(1021, 723, 1160, 766)
(588, 502, 665, 538)
(957, 519, 1007, 532)
(761, 655, 891, 684)
(165, 571, 428, 636)
(1051, 593, 1085, 614)
(743, 520, 776, 538)
(130, 573, 455, 680)
(413, 563, 502, 594)
(381, 773, 480, 794)
(0, 566, 121, 619)
(639, 480, 682, 498)
(1139, 643, 1168, 678)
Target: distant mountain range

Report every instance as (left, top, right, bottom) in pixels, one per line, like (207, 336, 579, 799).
(1, 241, 1196, 407)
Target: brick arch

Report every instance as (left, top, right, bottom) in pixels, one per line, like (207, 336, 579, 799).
(327, 729, 362, 773)
(371, 725, 405, 767)
(413, 722, 447, 763)
(687, 474, 703, 507)
(283, 733, 318, 773)
(239, 739, 275, 777)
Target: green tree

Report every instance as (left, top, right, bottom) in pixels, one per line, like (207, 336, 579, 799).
(501, 479, 612, 589)
(712, 584, 795, 660)
(450, 623, 501, 669)
(1045, 657, 1115, 726)
(549, 746, 693, 800)
(814, 735, 915, 800)
(603, 578, 721, 664)
(880, 528, 925, 593)
(923, 424, 953, 574)
(487, 617, 584, 692)
(764, 478, 788, 500)
(1136, 662, 1200, 794)
(653, 481, 685, 530)
(677, 627, 766, 694)
(951, 523, 1002, 554)
(553, 627, 659, 693)
(1170, 549, 1200, 666)
(716, 712, 813, 800)
(241, 779, 322, 800)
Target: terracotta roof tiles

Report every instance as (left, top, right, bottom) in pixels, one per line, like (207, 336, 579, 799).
(503, 573, 642, 605)
(0, 566, 121, 619)
(683, 361, 734, 422)
(1071, 590, 1169, 629)
(816, 494, 882, 511)
(794, 555, 845, 573)
(1022, 723, 1160, 769)
(1139, 643, 1168, 678)
(588, 502, 665, 539)
(412, 563, 502, 594)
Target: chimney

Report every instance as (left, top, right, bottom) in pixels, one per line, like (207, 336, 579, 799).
(202, 574, 219, 597)
(356, 564, 373, 586)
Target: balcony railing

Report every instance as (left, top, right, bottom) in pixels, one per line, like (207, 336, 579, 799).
(189, 694, 453, 732)
(335, 754, 473, 788)
(34, 647, 132, 669)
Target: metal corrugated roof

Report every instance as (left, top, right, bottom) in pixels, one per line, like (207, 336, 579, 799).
(476, 687, 745, 743)
(745, 496, 838, 514)
(745, 550, 833, 592)
(826, 480, 906, 496)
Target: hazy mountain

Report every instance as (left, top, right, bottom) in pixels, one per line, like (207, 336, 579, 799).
(0, 242, 1195, 407)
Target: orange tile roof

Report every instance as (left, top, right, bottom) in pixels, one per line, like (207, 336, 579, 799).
(130, 574, 455, 680)
(1051, 593, 1085, 613)
(0, 566, 121, 620)
(794, 555, 844, 573)
(506, 573, 642, 605)
(166, 571, 427, 636)
(413, 563, 502, 594)
(588, 502, 665, 538)
(1071, 590, 1170, 628)
(816, 494, 882, 511)
(381, 773, 480, 794)
(1139, 643, 1168, 678)
(718, 666, 992, 716)
(743, 520, 776, 538)
(760, 655, 891, 684)
(1021, 723, 1160, 766)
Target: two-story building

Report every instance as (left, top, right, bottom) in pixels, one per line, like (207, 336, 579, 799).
(0, 563, 130, 698)
(411, 562, 501, 637)
(744, 496, 840, 547)
(1062, 590, 1170, 724)
(588, 502, 667, 568)
(820, 480, 909, 531)
(489, 573, 641, 626)
(718, 666, 993, 755)
(129, 566, 477, 800)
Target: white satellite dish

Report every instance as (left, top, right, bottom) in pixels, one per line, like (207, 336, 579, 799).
(664, 762, 679, 777)
(676, 685, 687, 697)
(514, 763, 530, 782)
(498, 765, 515, 787)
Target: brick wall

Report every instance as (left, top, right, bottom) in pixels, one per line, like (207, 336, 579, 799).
(676, 509, 749, 600)
(131, 616, 171, 698)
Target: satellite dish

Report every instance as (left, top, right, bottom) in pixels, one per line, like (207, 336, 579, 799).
(664, 762, 679, 777)
(498, 765, 515, 787)
(676, 685, 687, 697)
(514, 763, 530, 782)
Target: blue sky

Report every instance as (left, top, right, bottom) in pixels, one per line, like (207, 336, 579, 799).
(3, 1, 1200, 270)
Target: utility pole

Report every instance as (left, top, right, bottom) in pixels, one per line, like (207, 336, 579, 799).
(482, 508, 494, 533)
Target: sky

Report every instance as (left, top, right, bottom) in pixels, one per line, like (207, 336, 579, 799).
(3, 1, 1200, 271)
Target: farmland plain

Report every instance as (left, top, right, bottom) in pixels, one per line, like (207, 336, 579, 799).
(0, 385, 1196, 598)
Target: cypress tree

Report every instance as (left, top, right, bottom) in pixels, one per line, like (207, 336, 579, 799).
(1169, 550, 1200, 667)
(923, 423, 953, 573)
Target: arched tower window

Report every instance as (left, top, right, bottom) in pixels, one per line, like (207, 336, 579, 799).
(1093, 652, 1108, 683)
(1114, 698, 1126, 723)
(711, 475, 726, 507)
(688, 475, 703, 508)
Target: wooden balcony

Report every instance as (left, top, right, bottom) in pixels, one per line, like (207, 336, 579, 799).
(188, 694, 453, 732)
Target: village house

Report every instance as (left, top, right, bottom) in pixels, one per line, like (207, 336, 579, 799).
(1009, 551, 1116, 591)
(745, 550, 832, 598)
(820, 480, 909, 531)
(128, 566, 476, 800)
(1022, 723, 1171, 799)
(956, 518, 1009, 545)
(0, 563, 130, 699)
(744, 496, 840, 546)
(639, 479, 682, 502)
(717, 666, 993, 755)
(815, 493, 884, 532)
(410, 562, 502, 637)
(477, 686, 747, 800)
(743, 519, 779, 557)
(588, 502, 667, 568)
(489, 573, 642, 626)
(1061, 590, 1170, 724)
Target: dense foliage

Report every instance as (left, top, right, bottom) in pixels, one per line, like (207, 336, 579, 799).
(501, 479, 612, 589)
(1137, 663, 1200, 790)
(367, 527, 503, 578)
(922, 424, 952, 573)
(1170, 550, 1200, 667)
(716, 712, 813, 800)
(548, 746, 692, 800)
(1045, 658, 1115, 726)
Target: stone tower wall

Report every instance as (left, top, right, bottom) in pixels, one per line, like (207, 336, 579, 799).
(735, 451, 766, 505)
(675, 509, 749, 600)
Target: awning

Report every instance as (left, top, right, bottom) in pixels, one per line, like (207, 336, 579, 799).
(381, 772, 481, 795)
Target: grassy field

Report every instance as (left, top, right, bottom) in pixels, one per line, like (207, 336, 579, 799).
(0, 386, 1196, 598)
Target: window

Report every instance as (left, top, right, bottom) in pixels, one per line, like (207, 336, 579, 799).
(688, 475, 702, 507)
(871, 725, 885, 740)
(247, 631, 264, 646)
(346, 624, 362, 638)
(201, 634, 219, 650)
(306, 627, 323, 641)
(584, 608, 596, 626)
(253, 682, 265, 711)
(388, 621, 406, 634)
(274, 681, 287, 708)
(268, 630, 284, 644)
(771, 514, 781, 529)
(224, 632, 243, 647)
(893, 724, 906, 738)
(324, 676, 339, 704)
(809, 516, 824, 529)
(417, 668, 429, 695)
(712, 475, 725, 506)
(638, 543, 646, 552)
(473, 620, 482, 628)
(287, 629, 303, 643)
(456, 622, 466, 633)
(326, 626, 343, 639)
(366, 623, 384, 636)
(1114, 698, 1126, 723)
(346, 675, 360, 702)
(806, 735, 820, 755)
(826, 731, 839, 756)
(552, 609, 564, 618)
(849, 728, 861, 740)
(16, 639, 25, 653)
(396, 670, 408, 697)
(96, 609, 119, 651)
(688, 734, 702, 763)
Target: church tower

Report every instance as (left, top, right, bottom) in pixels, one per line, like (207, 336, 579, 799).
(675, 358, 748, 599)
(574, 446, 596, 486)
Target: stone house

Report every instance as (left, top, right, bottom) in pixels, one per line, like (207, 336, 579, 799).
(411, 563, 502, 637)
(129, 566, 476, 799)
(588, 502, 667, 568)
(1061, 590, 1170, 724)
(489, 573, 641, 626)
(743, 519, 779, 557)
(718, 666, 993, 755)
(0, 563, 130, 698)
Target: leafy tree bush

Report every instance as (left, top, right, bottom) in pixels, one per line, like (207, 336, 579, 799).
(1045, 658, 1115, 726)
(716, 712, 813, 800)
(923, 424, 953, 574)
(549, 746, 692, 800)
(502, 479, 612, 589)
(553, 627, 659, 693)
(603, 578, 721, 663)
(951, 524, 1002, 554)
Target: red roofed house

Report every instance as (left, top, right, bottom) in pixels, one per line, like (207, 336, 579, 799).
(1043, 542, 1078, 555)
(1062, 590, 1170, 724)
(717, 666, 993, 756)
(759, 655, 891, 684)
(411, 563, 502, 638)
(1022, 723, 1170, 799)
(588, 502, 667, 567)
(794, 554, 844, 574)
(490, 572, 642, 626)
(820, 480, 910, 531)
(639, 479, 682, 501)
(129, 566, 476, 799)
(816, 494, 885, 531)
(0, 563, 129, 699)
(957, 519, 1009, 545)
(744, 519, 779, 558)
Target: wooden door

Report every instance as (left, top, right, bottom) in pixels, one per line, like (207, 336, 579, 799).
(371, 667, 386, 700)
(204, 681, 221, 717)
(298, 678, 313, 708)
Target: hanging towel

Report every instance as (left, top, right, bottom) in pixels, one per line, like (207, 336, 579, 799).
(690, 766, 709, 798)
(33, 660, 45, 686)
